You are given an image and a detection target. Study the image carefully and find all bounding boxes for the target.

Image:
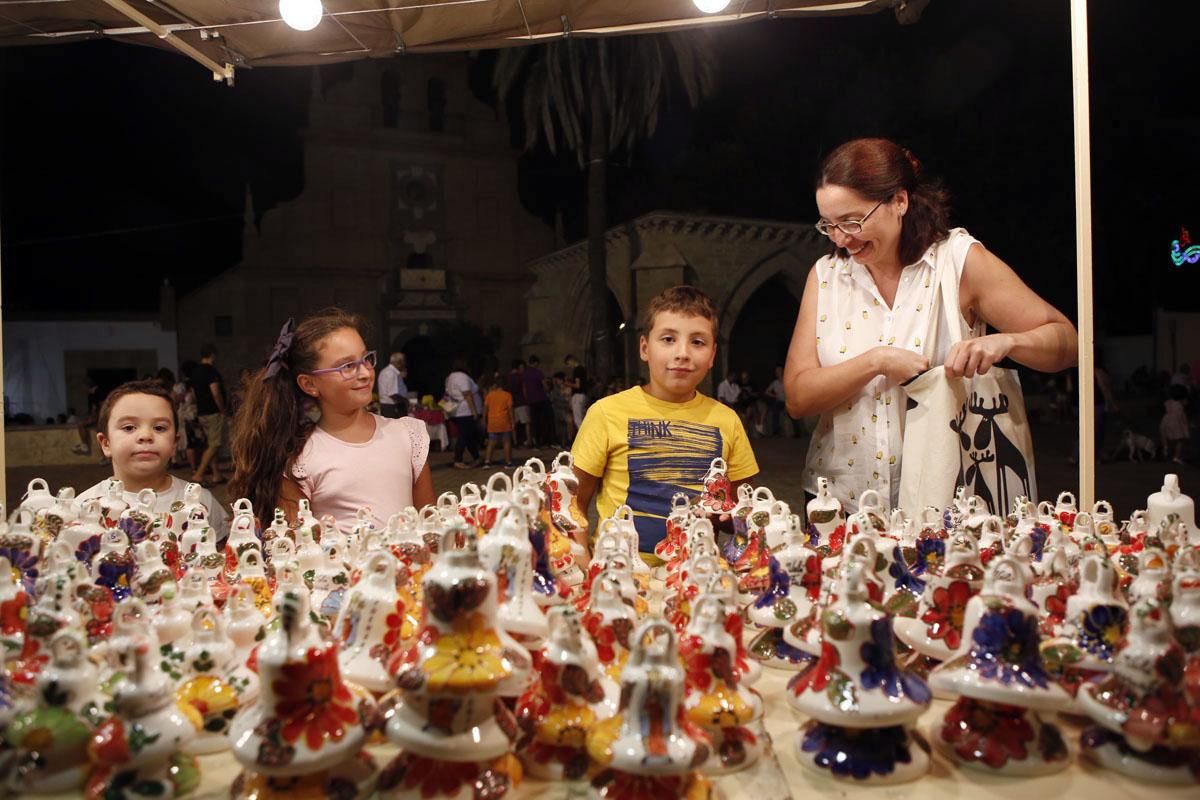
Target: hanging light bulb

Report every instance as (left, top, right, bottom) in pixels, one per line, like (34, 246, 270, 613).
(693, 0, 731, 13)
(280, 0, 323, 31)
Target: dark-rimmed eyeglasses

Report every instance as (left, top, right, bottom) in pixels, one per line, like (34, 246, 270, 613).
(816, 199, 886, 237)
(306, 351, 377, 380)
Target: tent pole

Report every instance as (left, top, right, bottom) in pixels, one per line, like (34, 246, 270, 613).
(1071, 0, 1095, 507)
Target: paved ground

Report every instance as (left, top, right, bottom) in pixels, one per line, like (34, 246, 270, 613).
(6, 420, 1194, 521)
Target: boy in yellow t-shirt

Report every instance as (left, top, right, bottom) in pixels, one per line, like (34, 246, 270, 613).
(572, 285, 759, 555)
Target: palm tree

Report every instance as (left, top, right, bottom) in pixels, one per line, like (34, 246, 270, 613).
(494, 34, 716, 383)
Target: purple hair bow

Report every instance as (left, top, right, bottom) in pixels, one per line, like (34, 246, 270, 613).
(263, 318, 295, 380)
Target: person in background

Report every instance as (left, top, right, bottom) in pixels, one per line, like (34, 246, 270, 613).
(72, 377, 102, 456)
(78, 379, 229, 538)
(445, 358, 482, 469)
(508, 360, 531, 448)
(377, 352, 409, 418)
(764, 365, 787, 436)
(565, 354, 588, 435)
(191, 345, 227, 487)
(523, 355, 550, 448)
(717, 371, 741, 408)
(173, 366, 200, 473)
(550, 372, 570, 448)
(482, 372, 516, 468)
(738, 369, 766, 435)
(1161, 384, 1190, 465)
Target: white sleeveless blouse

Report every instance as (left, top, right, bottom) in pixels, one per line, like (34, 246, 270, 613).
(802, 228, 983, 510)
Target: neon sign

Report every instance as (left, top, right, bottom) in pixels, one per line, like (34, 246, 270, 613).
(1171, 226, 1200, 267)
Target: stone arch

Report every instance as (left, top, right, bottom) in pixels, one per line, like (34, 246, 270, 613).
(567, 273, 630, 375)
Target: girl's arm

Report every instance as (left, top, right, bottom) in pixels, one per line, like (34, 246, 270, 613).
(276, 476, 308, 525)
(412, 462, 434, 508)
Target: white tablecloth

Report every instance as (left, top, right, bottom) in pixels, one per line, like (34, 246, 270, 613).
(425, 422, 449, 451)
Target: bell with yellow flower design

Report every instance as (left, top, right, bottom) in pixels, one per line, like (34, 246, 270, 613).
(378, 520, 524, 800)
(228, 588, 377, 799)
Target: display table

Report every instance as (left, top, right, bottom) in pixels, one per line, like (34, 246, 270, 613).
(47, 668, 1194, 800)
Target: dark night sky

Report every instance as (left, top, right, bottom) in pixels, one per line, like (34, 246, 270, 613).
(2, 0, 1198, 331)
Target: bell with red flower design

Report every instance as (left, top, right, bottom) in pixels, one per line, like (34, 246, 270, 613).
(516, 606, 612, 782)
(0, 554, 29, 657)
(725, 487, 775, 568)
(928, 555, 1072, 776)
(228, 584, 376, 799)
(894, 532, 985, 664)
(787, 560, 931, 784)
(655, 492, 696, 564)
(747, 517, 821, 671)
(698, 457, 737, 517)
(85, 634, 203, 799)
(378, 520, 524, 800)
(681, 595, 764, 774)
(334, 552, 411, 694)
(1078, 599, 1200, 784)
(582, 567, 637, 695)
(585, 619, 714, 798)
(1030, 546, 1077, 636)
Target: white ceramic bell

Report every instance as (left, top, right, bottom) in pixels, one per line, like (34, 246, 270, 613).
(478, 505, 549, 641)
(1148, 473, 1196, 533)
(335, 551, 406, 694)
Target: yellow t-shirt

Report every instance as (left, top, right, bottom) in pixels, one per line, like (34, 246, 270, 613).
(572, 386, 758, 552)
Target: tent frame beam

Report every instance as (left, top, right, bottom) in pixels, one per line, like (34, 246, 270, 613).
(100, 0, 234, 83)
(1070, 0, 1095, 507)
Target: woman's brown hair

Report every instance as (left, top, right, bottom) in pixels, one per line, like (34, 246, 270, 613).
(228, 307, 367, 521)
(816, 138, 951, 266)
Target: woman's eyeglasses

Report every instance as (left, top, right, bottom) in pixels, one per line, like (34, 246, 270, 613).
(816, 199, 886, 237)
(307, 351, 377, 380)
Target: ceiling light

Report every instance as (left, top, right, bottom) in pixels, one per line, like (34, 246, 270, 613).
(693, 0, 732, 13)
(280, 0, 323, 32)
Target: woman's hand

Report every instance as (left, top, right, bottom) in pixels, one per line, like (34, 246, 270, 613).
(944, 333, 1015, 378)
(872, 347, 930, 385)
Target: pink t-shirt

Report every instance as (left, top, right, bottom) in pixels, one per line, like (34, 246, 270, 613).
(291, 414, 429, 528)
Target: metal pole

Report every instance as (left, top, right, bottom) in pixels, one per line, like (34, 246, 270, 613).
(1071, 0, 1095, 507)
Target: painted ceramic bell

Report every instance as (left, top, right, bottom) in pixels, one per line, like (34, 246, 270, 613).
(59, 497, 107, 557)
(1128, 547, 1171, 606)
(223, 581, 268, 668)
(154, 585, 195, 650)
(516, 606, 610, 781)
(96, 479, 130, 524)
(19, 477, 57, 518)
(3, 630, 102, 795)
(175, 608, 244, 755)
(894, 532, 985, 662)
(545, 452, 590, 562)
(928, 555, 1072, 776)
(725, 487, 775, 567)
(335, 552, 411, 694)
(788, 561, 931, 784)
(1053, 552, 1129, 671)
(1091, 501, 1121, 546)
(93, 527, 135, 602)
(179, 512, 223, 586)
(610, 505, 652, 587)
(378, 523, 522, 800)
(85, 637, 202, 799)
(681, 595, 764, 775)
(1030, 545, 1076, 636)
(1079, 599, 1200, 783)
(511, 484, 570, 608)
(806, 477, 847, 560)
(655, 493, 695, 563)
(228, 586, 374, 797)
(582, 567, 637, 688)
(311, 542, 351, 624)
(1148, 473, 1196, 534)
(224, 512, 262, 581)
(585, 620, 713, 798)
(698, 457, 737, 515)
(747, 518, 821, 671)
(1171, 550, 1200, 651)
(261, 508, 292, 556)
(478, 506, 550, 642)
(0, 554, 29, 657)
(131, 540, 176, 604)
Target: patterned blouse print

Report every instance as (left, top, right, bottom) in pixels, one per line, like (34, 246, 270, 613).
(803, 228, 983, 509)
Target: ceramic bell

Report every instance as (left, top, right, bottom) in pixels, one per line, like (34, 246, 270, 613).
(545, 452, 590, 563)
(582, 567, 637, 690)
(378, 523, 523, 800)
(1148, 473, 1196, 534)
(311, 542, 351, 623)
(175, 608, 244, 755)
(261, 508, 292, 555)
(132, 540, 176, 604)
(725, 487, 775, 567)
(0, 554, 30, 658)
(85, 637, 202, 799)
(1091, 500, 1121, 547)
(479, 506, 550, 642)
(1042, 552, 1129, 679)
(179, 510, 223, 585)
(223, 581, 268, 668)
(746, 516, 820, 671)
(655, 492, 696, 564)
(585, 619, 713, 799)
(928, 555, 1072, 776)
(3, 630, 102, 795)
(806, 477, 846, 557)
(224, 512, 262, 581)
(228, 587, 376, 800)
(788, 561, 931, 784)
(894, 532, 985, 663)
(95, 479, 129, 524)
(681, 595, 765, 774)
(516, 606, 611, 781)
(335, 552, 411, 694)
(1171, 550, 1200, 653)
(1079, 599, 1200, 783)
(1128, 547, 1171, 606)
(698, 457, 737, 516)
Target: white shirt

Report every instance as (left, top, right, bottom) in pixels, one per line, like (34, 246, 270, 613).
(717, 379, 741, 405)
(803, 228, 983, 510)
(444, 371, 479, 418)
(377, 364, 405, 406)
(78, 475, 230, 539)
(766, 378, 784, 401)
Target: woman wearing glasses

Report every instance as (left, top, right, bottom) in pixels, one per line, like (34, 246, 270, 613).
(229, 307, 435, 528)
(784, 138, 1076, 509)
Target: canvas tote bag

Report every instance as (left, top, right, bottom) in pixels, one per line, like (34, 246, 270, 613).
(898, 246, 1037, 516)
